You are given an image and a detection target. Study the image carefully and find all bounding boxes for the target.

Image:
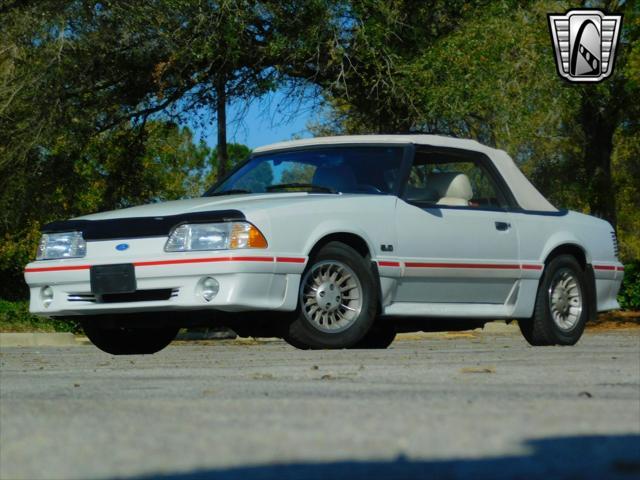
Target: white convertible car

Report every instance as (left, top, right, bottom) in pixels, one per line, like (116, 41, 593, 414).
(25, 135, 623, 354)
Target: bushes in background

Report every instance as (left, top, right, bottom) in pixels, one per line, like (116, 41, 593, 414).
(0, 300, 79, 333)
(618, 261, 640, 311)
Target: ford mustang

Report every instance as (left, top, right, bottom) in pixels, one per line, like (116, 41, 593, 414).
(24, 135, 624, 354)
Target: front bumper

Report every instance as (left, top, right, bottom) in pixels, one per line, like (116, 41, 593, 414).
(25, 249, 306, 316)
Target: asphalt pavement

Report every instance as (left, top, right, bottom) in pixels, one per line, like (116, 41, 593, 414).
(1, 329, 639, 480)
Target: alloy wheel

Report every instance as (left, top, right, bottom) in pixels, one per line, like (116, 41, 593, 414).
(300, 260, 363, 333)
(548, 267, 583, 332)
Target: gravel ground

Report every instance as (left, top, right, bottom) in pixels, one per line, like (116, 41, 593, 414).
(1, 330, 639, 480)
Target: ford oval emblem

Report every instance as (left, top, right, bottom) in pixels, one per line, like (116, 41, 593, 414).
(115, 243, 129, 251)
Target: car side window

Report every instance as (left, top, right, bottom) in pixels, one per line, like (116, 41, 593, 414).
(405, 151, 508, 208)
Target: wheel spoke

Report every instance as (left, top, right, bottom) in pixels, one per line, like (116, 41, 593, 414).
(299, 259, 363, 333)
(548, 267, 583, 332)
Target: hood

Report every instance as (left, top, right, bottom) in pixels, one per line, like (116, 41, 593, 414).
(42, 191, 382, 240)
(41, 192, 346, 240)
(75, 192, 322, 221)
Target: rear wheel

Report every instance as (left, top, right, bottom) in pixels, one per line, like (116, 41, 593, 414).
(81, 320, 178, 355)
(284, 242, 377, 349)
(518, 254, 588, 346)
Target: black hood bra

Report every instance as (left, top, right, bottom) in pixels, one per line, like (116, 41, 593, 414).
(42, 210, 245, 241)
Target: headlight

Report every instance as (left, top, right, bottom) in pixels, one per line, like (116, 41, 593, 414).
(164, 222, 268, 252)
(36, 232, 86, 260)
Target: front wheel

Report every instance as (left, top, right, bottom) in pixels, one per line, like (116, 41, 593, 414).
(351, 321, 396, 349)
(284, 242, 378, 349)
(81, 320, 178, 355)
(518, 254, 588, 346)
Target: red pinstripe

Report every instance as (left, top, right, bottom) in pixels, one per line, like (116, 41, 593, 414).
(24, 264, 91, 273)
(594, 265, 616, 271)
(378, 261, 543, 270)
(275, 257, 306, 263)
(24, 258, 620, 274)
(133, 256, 274, 267)
(521, 264, 544, 270)
(405, 262, 521, 269)
(377, 261, 401, 267)
(24, 256, 306, 273)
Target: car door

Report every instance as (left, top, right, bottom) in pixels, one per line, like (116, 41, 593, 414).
(394, 146, 520, 305)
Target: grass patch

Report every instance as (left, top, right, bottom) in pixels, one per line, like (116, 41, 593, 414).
(0, 300, 79, 333)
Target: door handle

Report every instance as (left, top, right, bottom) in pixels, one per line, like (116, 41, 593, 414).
(495, 221, 511, 231)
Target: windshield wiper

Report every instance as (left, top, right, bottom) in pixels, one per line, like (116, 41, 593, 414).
(266, 183, 336, 194)
(209, 189, 252, 197)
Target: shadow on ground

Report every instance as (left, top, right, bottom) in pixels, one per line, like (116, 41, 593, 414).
(130, 434, 640, 480)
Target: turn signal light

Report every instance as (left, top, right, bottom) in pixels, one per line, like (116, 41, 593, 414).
(230, 223, 268, 249)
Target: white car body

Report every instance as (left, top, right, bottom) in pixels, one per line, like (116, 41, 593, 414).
(25, 135, 623, 321)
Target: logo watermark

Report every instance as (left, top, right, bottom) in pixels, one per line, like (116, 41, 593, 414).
(548, 9, 622, 83)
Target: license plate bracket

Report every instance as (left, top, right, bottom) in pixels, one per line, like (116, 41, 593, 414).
(90, 264, 136, 295)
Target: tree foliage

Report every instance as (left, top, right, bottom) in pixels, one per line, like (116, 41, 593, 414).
(0, 0, 338, 175)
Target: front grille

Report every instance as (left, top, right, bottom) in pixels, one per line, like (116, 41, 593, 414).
(67, 293, 96, 303)
(611, 231, 619, 257)
(67, 288, 179, 304)
(100, 289, 174, 303)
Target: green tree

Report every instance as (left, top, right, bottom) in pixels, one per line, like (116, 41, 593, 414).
(0, 1, 340, 180)
(308, 0, 493, 134)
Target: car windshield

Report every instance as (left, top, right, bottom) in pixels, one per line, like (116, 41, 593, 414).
(205, 146, 405, 196)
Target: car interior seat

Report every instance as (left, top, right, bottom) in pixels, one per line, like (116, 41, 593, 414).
(429, 172, 473, 206)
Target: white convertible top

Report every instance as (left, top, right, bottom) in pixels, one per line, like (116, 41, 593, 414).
(254, 135, 557, 212)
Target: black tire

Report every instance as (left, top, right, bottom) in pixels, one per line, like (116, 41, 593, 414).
(284, 242, 378, 349)
(81, 320, 178, 355)
(518, 254, 589, 346)
(351, 321, 396, 349)
(282, 334, 311, 350)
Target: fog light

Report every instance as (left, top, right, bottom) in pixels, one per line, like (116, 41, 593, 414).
(199, 277, 219, 302)
(41, 286, 54, 308)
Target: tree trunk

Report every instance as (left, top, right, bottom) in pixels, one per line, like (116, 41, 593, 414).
(580, 93, 617, 229)
(216, 80, 228, 179)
